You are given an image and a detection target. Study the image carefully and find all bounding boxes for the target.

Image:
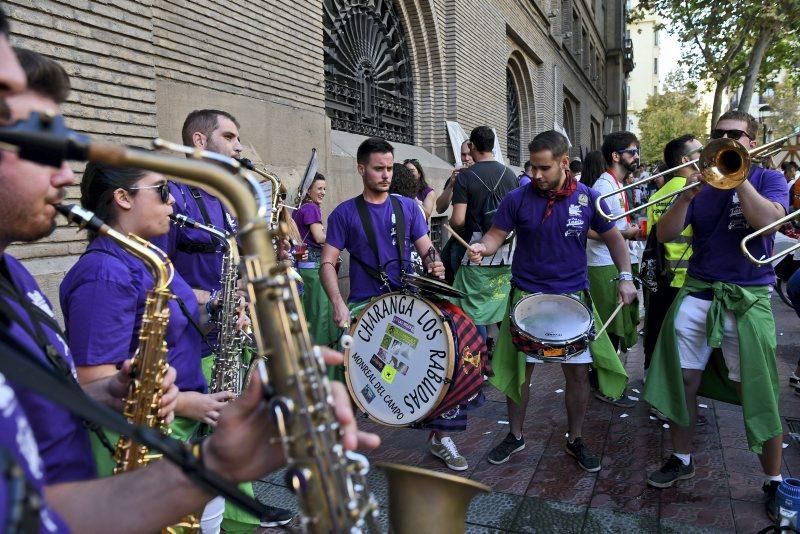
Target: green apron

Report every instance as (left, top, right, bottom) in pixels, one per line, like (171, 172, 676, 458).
(588, 264, 640, 351)
(452, 265, 512, 325)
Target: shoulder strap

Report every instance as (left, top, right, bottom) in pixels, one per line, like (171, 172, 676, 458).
(354, 196, 380, 264)
(390, 195, 407, 268)
(189, 187, 212, 226)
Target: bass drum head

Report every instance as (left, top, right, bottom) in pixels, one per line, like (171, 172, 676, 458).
(344, 293, 455, 427)
(511, 293, 593, 344)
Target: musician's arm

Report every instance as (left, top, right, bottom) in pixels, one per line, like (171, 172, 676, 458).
(320, 244, 349, 327)
(472, 226, 509, 258)
(308, 222, 326, 244)
(449, 203, 466, 229)
(736, 178, 786, 231)
(656, 193, 691, 243)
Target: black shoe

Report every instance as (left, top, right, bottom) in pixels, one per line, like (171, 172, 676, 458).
(487, 433, 525, 464)
(647, 455, 695, 488)
(259, 505, 295, 527)
(594, 389, 636, 408)
(649, 406, 669, 422)
(763, 480, 780, 522)
(565, 437, 601, 472)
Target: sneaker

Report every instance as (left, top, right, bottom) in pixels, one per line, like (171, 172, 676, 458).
(430, 436, 468, 471)
(259, 505, 295, 527)
(487, 433, 525, 465)
(763, 480, 780, 522)
(594, 390, 636, 408)
(647, 455, 695, 488)
(789, 372, 800, 387)
(649, 406, 669, 422)
(565, 437, 601, 472)
(696, 414, 708, 427)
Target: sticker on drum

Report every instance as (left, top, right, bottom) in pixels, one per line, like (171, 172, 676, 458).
(344, 292, 455, 426)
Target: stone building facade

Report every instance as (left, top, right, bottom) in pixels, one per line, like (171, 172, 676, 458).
(6, 0, 631, 311)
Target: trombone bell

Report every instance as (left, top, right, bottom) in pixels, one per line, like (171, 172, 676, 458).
(697, 138, 749, 190)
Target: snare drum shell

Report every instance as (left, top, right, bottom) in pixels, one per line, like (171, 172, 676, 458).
(509, 293, 594, 360)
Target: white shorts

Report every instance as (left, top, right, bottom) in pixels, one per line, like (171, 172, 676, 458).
(526, 348, 593, 365)
(674, 295, 741, 382)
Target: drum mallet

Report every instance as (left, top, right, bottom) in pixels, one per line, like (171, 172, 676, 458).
(595, 301, 624, 338)
(443, 224, 473, 250)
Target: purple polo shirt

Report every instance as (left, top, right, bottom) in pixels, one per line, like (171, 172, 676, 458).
(493, 183, 615, 293)
(685, 166, 788, 286)
(0, 372, 70, 532)
(0, 254, 95, 484)
(326, 194, 428, 302)
(60, 237, 207, 394)
(292, 202, 323, 249)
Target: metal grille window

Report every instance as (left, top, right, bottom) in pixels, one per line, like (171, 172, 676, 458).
(323, 0, 415, 144)
(507, 69, 521, 166)
(430, 215, 447, 252)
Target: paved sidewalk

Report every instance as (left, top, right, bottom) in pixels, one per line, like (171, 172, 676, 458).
(255, 295, 800, 533)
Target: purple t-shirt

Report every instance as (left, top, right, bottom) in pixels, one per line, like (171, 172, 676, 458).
(685, 166, 788, 286)
(292, 202, 323, 249)
(0, 372, 70, 533)
(518, 175, 532, 188)
(60, 237, 207, 394)
(326, 194, 428, 302)
(0, 255, 95, 484)
(416, 186, 434, 203)
(493, 183, 615, 293)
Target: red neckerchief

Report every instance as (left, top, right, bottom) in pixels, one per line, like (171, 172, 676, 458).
(532, 170, 577, 222)
(606, 168, 631, 224)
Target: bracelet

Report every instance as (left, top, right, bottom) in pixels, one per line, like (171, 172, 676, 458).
(618, 271, 634, 282)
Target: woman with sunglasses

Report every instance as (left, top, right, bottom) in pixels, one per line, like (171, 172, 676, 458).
(59, 162, 233, 529)
(404, 158, 436, 220)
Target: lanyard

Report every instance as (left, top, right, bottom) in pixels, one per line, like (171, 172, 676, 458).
(606, 169, 631, 224)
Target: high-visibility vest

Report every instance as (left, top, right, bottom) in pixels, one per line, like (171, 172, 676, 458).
(646, 177, 693, 288)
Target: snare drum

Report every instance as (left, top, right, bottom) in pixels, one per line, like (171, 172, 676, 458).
(344, 292, 486, 427)
(510, 293, 595, 362)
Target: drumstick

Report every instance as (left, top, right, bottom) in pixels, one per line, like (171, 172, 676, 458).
(595, 301, 625, 339)
(443, 224, 472, 249)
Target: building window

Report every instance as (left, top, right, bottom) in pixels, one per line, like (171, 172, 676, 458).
(654, 29, 659, 46)
(563, 98, 576, 147)
(653, 57, 658, 75)
(323, 0, 414, 143)
(507, 69, 521, 167)
(626, 84, 630, 101)
(653, 85, 658, 95)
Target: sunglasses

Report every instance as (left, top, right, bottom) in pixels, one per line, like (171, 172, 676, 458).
(710, 129, 751, 140)
(404, 159, 420, 165)
(128, 182, 171, 204)
(616, 148, 640, 157)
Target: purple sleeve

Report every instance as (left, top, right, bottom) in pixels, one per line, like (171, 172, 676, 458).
(65, 280, 138, 366)
(590, 197, 616, 234)
(684, 198, 694, 228)
(301, 204, 323, 225)
(492, 191, 516, 232)
(758, 168, 789, 212)
(407, 199, 428, 241)
(325, 205, 349, 251)
(452, 172, 468, 204)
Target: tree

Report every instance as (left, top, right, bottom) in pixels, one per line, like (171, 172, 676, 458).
(636, 76, 709, 163)
(764, 79, 800, 139)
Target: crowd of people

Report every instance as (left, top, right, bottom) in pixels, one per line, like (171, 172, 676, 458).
(0, 3, 798, 531)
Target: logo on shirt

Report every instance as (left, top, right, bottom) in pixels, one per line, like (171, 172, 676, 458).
(728, 192, 749, 230)
(564, 207, 585, 237)
(569, 204, 582, 216)
(578, 194, 589, 207)
(226, 212, 238, 233)
(27, 290, 55, 318)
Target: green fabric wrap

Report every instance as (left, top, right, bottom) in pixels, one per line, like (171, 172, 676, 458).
(587, 263, 640, 351)
(489, 288, 628, 403)
(642, 275, 781, 454)
(299, 266, 339, 347)
(452, 265, 512, 325)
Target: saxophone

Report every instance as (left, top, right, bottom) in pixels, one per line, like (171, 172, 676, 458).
(169, 213, 246, 395)
(59, 141, 487, 533)
(56, 204, 200, 533)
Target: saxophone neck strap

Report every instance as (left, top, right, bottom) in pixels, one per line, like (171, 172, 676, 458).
(0, 327, 269, 520)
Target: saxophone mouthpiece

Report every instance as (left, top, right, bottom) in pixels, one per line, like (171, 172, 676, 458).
(169, 213, 199, 228)
(56, 203, 110, 235)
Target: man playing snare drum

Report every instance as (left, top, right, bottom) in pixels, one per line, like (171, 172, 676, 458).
(468, 130, 637, 471)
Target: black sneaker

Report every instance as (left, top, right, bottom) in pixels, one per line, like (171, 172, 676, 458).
(763, 480, 780, 522)
(259, 505, 295, 527)
(593, 390, 636, 408)
(565, 437, 601, 472)
(487, 433, 525, 464)
(647, 455, 695, 488)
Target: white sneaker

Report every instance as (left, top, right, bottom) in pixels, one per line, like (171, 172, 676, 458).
(430, 437, 468, 471)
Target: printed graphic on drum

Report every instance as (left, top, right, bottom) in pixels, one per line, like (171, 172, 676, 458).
(344, 293, 455, 426)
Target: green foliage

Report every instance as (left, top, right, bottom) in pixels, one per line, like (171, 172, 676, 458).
(764, 79, 800, 139)
(637, 81, 709, 163)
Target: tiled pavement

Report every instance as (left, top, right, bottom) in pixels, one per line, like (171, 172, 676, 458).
(254, 295, 800, 533)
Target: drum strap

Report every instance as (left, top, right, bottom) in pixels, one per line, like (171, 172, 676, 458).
(354, 195, 408, 287)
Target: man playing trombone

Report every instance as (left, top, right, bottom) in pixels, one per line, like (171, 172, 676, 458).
(643, 110, 788, 521)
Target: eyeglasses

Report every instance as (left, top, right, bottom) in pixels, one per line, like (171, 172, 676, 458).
(128, 182, 170, 204)
(710, 129, 751, 141)
(616, 148, 640, 157)
(684, 146, 703, 158)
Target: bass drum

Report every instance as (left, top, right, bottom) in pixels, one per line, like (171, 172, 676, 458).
(344, 292, 486, 427)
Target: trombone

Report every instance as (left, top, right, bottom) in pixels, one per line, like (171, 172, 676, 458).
(595, 132, 798, 221)
(740, 210, 800, 266)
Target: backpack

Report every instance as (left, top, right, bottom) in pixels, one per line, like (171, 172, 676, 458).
(466, 165, 510, 234)
(639, 222, 670, 293)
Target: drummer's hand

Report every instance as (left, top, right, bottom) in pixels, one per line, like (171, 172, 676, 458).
(333, 300, 351, 329)
(427, 260, 445, 280)
(467, 243, 486, 264)
(618, 280, 637, 305)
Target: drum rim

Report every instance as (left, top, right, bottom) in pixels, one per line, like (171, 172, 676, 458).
(510, 292, 595, 347)
(343, 291, 456, 427)
(401, 271, 466, 299)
